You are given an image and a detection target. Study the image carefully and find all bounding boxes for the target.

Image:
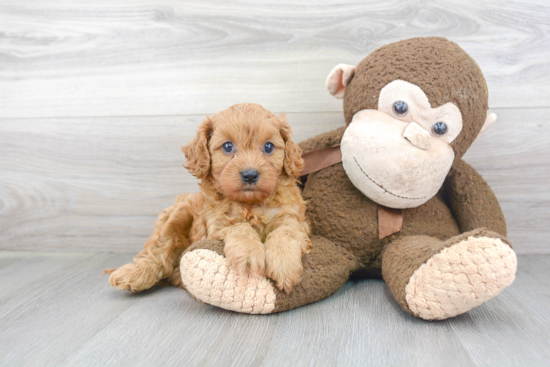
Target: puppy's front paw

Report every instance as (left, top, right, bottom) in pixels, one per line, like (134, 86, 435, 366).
(224, 239, 265, 277)
(265, 242, 303, 293)
(104, 263, 157, 292)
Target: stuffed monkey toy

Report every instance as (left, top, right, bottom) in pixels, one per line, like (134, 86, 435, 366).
(180, 37, 517, 320)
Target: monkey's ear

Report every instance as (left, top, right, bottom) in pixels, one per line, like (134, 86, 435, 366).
(182, 116, 212, 179)
(477, 112, 497, 138)
(325, 64, 356, 99)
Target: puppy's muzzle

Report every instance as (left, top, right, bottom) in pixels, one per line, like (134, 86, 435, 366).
(240, 169, 260, 184)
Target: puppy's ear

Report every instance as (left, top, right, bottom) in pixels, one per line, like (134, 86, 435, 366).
(279, 114, 304, 178)
(182, 116, 212, 179)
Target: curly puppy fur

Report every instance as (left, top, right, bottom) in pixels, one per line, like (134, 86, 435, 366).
(104, 103, 311, 293)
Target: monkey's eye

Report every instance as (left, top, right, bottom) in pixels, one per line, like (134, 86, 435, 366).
(432, 122, 448, 136)
(222, 141, 234, 153)
(393, 101, 408, 116)
(264, 142, 275, 154)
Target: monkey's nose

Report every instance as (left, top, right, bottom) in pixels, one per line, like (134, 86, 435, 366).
(240, 169, 260, 184)
(403, 122, 431, 150)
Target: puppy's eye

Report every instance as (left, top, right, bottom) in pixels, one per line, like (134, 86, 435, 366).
(432, 122, 448, 136)
(222, 141, 234, 153)
(393, 101, 408, 116)
(264, 142, 274, 154)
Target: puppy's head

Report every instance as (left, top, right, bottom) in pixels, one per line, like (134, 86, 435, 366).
(182, 103, 303, 204)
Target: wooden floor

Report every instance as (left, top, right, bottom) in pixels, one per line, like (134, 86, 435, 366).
(0, 251, 549, 367)
(2, 0, 550, 366)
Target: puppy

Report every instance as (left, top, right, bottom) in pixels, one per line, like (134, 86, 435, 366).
(104, 103, 311, 293)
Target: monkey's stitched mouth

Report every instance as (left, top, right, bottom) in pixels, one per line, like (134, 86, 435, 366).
(352, 156, 426, 200)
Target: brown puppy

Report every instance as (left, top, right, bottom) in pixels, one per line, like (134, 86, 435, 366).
(104, 103, 311, 293)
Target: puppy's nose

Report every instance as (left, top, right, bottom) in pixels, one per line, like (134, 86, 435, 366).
(240, 169, 260, 184)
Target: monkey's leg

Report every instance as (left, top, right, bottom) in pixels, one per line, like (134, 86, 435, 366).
(382, 229, 517, 320)
(104, 194, 197, 292)
(180, 236, 361, 314)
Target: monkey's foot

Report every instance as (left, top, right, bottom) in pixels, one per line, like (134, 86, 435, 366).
(405, 236, 517, 320)
(181, 249, 276, 314)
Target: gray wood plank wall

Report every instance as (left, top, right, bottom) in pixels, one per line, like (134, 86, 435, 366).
(1, 0, 549, 253)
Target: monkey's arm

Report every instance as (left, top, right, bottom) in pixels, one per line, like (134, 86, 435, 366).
(443, 159, 507, 237)
(299, 126, 346, 154)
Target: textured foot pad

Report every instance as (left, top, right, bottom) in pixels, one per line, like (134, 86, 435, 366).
(181, 249, 276, 314)
(405, 236, 517, 320)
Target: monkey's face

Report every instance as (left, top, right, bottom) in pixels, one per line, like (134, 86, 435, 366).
(327, 38, 497, 209)
(341, 80, 463, 209)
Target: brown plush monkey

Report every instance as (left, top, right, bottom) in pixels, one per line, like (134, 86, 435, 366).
(181, 37, 517, 320)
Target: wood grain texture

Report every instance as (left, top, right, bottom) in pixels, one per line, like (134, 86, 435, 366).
(2, 108, 548, 253)
(1, 2, 548, 365)
(0, 251, 548, 366)
(463, 107, 550, 254)
(0, 0, 549, 118)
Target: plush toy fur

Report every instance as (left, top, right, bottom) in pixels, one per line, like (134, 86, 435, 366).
(177, 37, 517, 320)
(343, 37, 489, 163)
